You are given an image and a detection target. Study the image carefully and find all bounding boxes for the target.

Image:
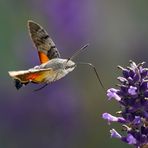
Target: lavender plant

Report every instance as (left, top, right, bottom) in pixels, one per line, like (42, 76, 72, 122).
(102, 61, 148, 148)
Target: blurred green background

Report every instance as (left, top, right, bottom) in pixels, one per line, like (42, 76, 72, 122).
(1, 0, 148, 148)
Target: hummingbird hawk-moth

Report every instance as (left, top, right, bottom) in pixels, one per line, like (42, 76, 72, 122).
(8, 20, 105, 91)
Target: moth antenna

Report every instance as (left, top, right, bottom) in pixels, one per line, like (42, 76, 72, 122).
(77, 62, 106, 92)
(34, 83, 48, 91)
(67, 43, 89, 63)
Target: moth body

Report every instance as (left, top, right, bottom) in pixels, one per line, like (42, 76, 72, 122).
(8, 58, 76, 89)
(39, 58, 76, 82)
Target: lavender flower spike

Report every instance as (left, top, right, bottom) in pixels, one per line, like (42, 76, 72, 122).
(102, 61, 148, 148)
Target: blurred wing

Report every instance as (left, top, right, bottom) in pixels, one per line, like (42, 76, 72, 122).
(28, 20, 60, 64)
(8, 68, 54, 83)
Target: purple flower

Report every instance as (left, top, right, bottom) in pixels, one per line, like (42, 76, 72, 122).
(110, 129, 121, 139)
(126, 134, 137, 145)
(102, 113, 126, 124)
(102, 61, 148, 148)
(122, 134, 137, 145)
(128, 86, 137, 95)
(107, 88, 121, 101)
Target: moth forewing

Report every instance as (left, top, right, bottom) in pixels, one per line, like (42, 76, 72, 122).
(27, 20, 60, 63)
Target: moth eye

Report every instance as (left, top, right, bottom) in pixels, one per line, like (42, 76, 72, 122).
(65, 66, 69, 70)
(65, 65, 75, 70)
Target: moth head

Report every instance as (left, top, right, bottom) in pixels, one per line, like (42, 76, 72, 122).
(64, 59, 76, 73)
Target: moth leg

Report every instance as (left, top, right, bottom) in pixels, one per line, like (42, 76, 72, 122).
(33, 83, 48, 91)
(33, 72, 59, 92)
(53, 72, 59, 82)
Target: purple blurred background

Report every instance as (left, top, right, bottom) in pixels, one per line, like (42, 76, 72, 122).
(1, 0, 148, 148)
